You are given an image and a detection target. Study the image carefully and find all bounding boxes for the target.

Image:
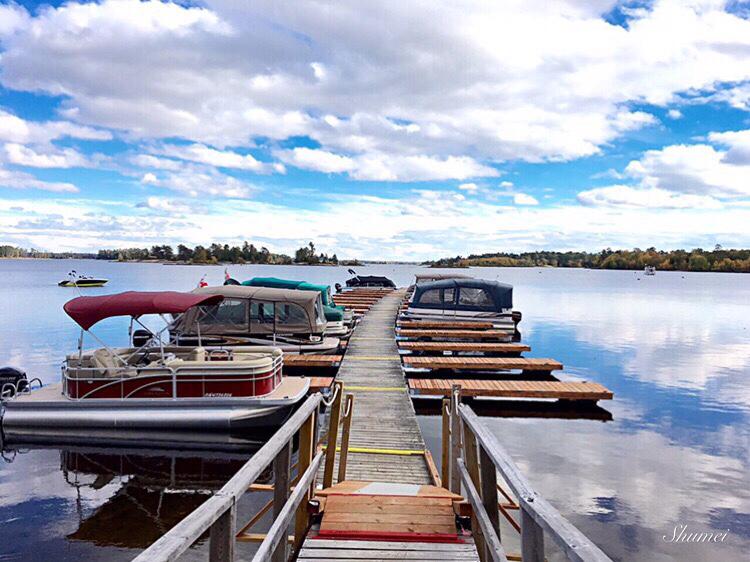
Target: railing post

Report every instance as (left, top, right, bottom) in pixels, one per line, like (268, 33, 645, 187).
(441, 397, 451, 489)
(323, 382, 343, 489)
(449, 385, 462, 494)
(272, 441, 292, 562)
(209, 498, 236, 562)
(337, 394, 355, 484)
(293, 410, 316, 552)
(479, 444, 501, 561)
(462, 417, 487, 562)
(521, 504, 544, 562)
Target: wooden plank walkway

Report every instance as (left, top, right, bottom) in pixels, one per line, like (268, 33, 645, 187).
(408, 379, 614, 400)
(284, 354, 343, 368)
(325, 289, 433, 485)
(299, 539, 480, 561)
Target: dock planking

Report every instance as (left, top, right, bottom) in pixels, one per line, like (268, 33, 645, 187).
(408, 378, 614, 401)
(397, 321, 495, 330)
(402, 356, 562, 371)
(397, 329, 513, 341)
(398, 341, 531, 354)
(284, 354, 343, 368)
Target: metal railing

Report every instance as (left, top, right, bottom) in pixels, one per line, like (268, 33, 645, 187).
(61, 353, 283, 400)
(133, 392, 322, 562)
(443, 385, 613, 562)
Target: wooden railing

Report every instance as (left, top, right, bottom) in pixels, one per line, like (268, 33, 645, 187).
(133, 392, 323, 562)
(443, 386, 613, 562)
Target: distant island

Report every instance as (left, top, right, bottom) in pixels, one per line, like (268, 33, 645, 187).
(1, 241, 356, 266)
(4, 242, 749, 272)
(423, 246, 750, 273)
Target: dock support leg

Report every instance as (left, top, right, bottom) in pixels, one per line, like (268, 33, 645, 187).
(272, 441, 292, 562)
(209, 499, 236, 562)
(521, 506, 545, 562)
(441, 398, 450, 489)
(337, 394, 354, 484)
(323, 382, 344, 489)
(449, 385, 462, 494)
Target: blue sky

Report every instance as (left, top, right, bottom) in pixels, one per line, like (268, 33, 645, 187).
(2, 0, 750, 260)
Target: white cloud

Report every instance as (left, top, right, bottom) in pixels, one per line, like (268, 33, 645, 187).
(708, 129, 750, 165)
(0, 165, 78, 192)
(500, 181, 514, 188)
(667, 108, 683, 119)
(276, 147, 355, 174)
(277, 148, 498, 181)
(155, 143, 281, 173)
(130, 154, 182, 171)
(0, 109, 110, 144)
(577, 184, 722, 209)
(458, 182, 479, 192)
(3, 143, 89, 168)
(2, 0, 749, 165)
(513, 192, 539, 205)
(139, 165, 256, 198)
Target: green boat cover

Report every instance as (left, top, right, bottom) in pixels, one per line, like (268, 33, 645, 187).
(242, 277, 344, 321)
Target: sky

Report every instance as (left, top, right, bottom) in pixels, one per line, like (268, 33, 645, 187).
(1, 0, 750, 260)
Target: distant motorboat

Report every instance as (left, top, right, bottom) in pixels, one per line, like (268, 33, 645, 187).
(58, 271, 108, 288)
(644, 266, 656, 276)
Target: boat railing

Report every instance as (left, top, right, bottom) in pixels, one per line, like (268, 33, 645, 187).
(61, 352, 284, 400)
(0, 378, 42, 402)
(443, 385, 612, 562)
(132, 392, 323, 562)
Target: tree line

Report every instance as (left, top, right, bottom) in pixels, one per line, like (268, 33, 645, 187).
(0, 245, 95, 259)
(96, 241, 340, 265)
(425, 246, 750, 272)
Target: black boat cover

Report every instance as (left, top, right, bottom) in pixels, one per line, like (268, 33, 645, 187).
(411, 278, 512, 311)
(345, 275, 396, 288)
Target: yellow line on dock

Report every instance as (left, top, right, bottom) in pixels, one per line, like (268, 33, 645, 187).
(345, 355, 397, 361)
(322, 445, 426, 456)
(346, 385, 406, 392)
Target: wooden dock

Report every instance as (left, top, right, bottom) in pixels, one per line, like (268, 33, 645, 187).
(399, 341, 531, 354)
(321, 289, 434, 484)
(135, 284, 614, 562)
(397, 329, 513, 341)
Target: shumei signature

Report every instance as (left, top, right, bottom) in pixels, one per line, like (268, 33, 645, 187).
(663, 525, 729, 543)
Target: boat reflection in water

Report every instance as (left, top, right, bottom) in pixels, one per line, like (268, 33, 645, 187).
(1, 429, 274, 554)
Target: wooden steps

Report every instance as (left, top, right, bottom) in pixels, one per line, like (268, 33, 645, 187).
(299, 539, 479, 561)
(317, 493, 462, 539)
(402, 356, 562, 372)
(399, 342, 531, 354)
(408, 379, 613, 401)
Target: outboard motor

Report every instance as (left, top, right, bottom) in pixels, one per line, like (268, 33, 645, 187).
(0, 367, 27, 398)
(334, 283, 342, 293)
(224, 277, 240, 285)
(132, 329, 154, 348)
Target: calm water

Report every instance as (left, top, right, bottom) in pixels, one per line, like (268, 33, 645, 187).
(1, 259, 749, 561)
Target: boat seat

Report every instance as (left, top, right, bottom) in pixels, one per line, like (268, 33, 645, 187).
(188, 347, 206, 361)
(90, 348, 137, 378)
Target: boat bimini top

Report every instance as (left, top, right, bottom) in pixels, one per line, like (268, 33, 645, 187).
(414, 272, 473, 284)
(174, 285, 328, 337)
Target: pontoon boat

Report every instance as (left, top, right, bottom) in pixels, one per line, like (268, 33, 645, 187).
(0, 291, 309, 431)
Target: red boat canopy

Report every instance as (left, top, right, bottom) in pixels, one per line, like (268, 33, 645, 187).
(64, 291, 224, 330)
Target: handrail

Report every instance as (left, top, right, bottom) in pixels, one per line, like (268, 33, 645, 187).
(458, 403, 612, 562)
(251, 451, 324, 561)
(456, 458, 509, 562)
(133, 393, 323, 562)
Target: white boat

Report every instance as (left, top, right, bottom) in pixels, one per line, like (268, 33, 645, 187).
(0, 291, 309, 432)
(644, 266, 656, 276)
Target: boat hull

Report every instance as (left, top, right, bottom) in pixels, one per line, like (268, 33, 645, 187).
(1, 379, 309, 431)
(58, 279, 108, 287)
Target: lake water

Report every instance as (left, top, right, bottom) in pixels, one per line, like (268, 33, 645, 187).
(1, 259, 748, 561)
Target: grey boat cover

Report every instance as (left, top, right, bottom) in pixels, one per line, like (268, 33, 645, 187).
(173, 285, 327, 336)
(411, 279, 512, 312)
(345, 275, 396, 288)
